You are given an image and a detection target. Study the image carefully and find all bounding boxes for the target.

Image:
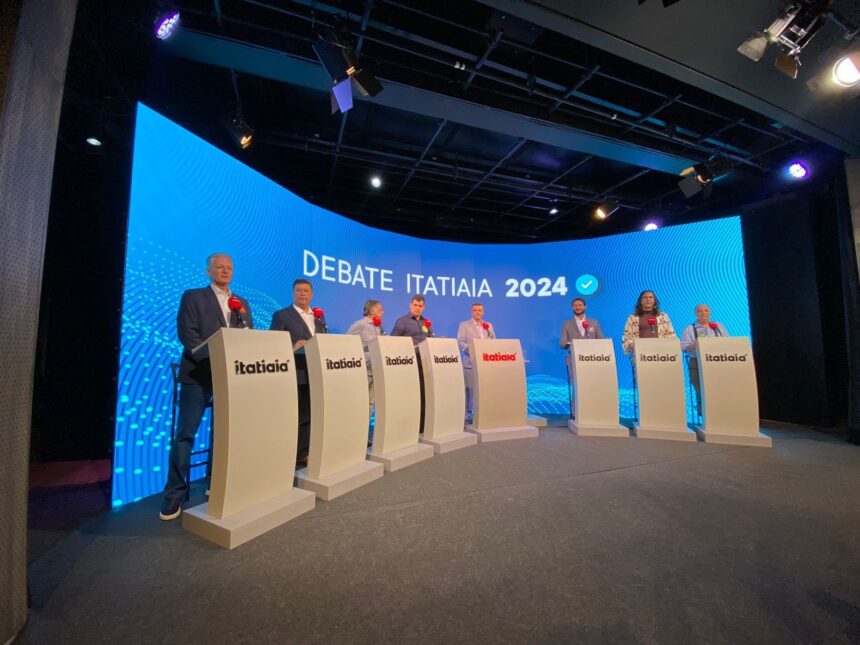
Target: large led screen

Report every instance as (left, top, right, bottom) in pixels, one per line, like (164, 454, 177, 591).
(112, 104, 750, 506)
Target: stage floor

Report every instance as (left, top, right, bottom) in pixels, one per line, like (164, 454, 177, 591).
(22, 422, 860, 644)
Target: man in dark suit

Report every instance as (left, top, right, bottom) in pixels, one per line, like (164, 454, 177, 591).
(391, 294, 432, 433)
(269, 279, 327, 464)
(160, 253, 253, 521)
(559, 297, 605, 348)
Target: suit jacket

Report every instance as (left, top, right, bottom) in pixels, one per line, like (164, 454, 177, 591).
(559, 316, 604, 348)
(177, 286, 253, 387)
(270, 305, 328, 384)
(456, 319, 496, 369)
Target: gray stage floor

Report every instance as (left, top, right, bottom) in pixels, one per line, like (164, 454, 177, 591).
(21, 423, 860, 644)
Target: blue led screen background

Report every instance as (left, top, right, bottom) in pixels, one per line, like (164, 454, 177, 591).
(112, 104, 751, 506)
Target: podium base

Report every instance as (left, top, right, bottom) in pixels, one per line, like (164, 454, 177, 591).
(421, 431, 478, 454)
(295, 460, 384, 501)
(633, 425, 697, 442)
(367, 442, 434, 472)
(527, 415, 548, 427)
(466, 425, 539, 442)
(568, 419, 629, 437)
(182, 487, 315, 550)
(696, 429, 772, 447)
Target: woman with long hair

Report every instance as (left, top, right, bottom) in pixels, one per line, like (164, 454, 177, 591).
(621, 290, 676, 354)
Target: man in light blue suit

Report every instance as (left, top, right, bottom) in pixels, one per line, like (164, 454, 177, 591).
(457, 303, 496, 422)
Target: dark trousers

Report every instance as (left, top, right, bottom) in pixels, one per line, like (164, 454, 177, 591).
(164, 382, 212, 501)
(297, 381, 311, 460)
(415, 351, 426, 434)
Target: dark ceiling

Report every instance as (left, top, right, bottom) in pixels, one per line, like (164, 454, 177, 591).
(59, 0, 851, 243)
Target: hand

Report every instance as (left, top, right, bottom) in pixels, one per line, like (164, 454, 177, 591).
(687, 340, 697, 350)
(293, 339, 307, 350)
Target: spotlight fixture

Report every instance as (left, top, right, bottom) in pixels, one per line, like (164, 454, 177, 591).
(833, 53, 860, 86)
(643, 222, 659, 231)
(549, 207, 559, 215)
(224, 114, 253, 150)
(678, 156, 732, 199)
(153, 4, 180, 41)
(594, 201, 619, 220)
(370, 175, 383, 189)
(787, 161, 810, 179)
(86, 137, 102, 146)
(313, 32, 383, 114)
(737, 1, 834, 79)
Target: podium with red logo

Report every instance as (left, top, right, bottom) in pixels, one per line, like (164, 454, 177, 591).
(295, 334, 384, 500)
(182, 328, 315, 549)
(418, 338, 478, 453)
(466, 338, 539, 442)
(632, 338, 696, 441)
(695, 336, 771, 446)
(367, 335, 435, 470)
(567, 339, 627, 436)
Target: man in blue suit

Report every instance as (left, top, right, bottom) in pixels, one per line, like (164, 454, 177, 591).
(270, 279, 328, 465)
(160, 253, 253, 521)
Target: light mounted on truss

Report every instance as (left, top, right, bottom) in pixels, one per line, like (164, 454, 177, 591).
(312, 28, 383, 114)
(737, 1, 836, 79)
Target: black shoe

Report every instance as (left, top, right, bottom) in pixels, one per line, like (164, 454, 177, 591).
(159, 497, 182, 521)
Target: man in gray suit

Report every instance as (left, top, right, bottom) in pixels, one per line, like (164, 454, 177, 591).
(346, 299, 385, 422)
(161, 253, 253, 521)
(270, 279, 328, 464)
(457, 303, 496, 422)
(559, 297, 604, 348)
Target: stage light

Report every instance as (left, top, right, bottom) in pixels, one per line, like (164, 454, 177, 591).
(154, 8, 180, 40)
(737, 2, 832, 79)
(644, 222, 659, 231)
(549, 207, 559, 215)
(224, 115, 253, 149)
(370, 175, 383, 189)
(313, 33, 383, 114)
(86, 137, 102, 146)
(678, 156, 731, 199)
(594, 201, 618, 220)
(833, 54, 860, 87)
(787, 161, 809, 179)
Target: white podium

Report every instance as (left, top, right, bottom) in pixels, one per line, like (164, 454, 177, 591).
(367, 336, 434, 471)
(417, 338, 478, 453)
(182, 328, 315, 549)
(295, 334, 384, 500)
(632, 338, 695, 441)
(466, 338, 538, 442)
(695, 337, 771, 447)
(567, 339, 627, 437)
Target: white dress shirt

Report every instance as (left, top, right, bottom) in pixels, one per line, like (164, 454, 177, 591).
(293, 304, 316, 336)
(210, 283, 232, 326)
(575, 315, 587, 337)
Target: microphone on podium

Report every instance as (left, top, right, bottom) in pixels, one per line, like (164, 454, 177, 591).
(482, 321, 493, 339)
(372, 316, 385, 335)
(647, 316, 657, 334)
(709, 321, 722, 337)
(582, 321, 590, 338)
(227, 296, 246, 328)
(312, 307, 328, 333)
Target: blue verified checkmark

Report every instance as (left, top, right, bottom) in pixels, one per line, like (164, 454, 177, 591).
(575, 273, 599, 296)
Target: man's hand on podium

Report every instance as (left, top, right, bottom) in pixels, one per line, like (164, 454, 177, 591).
(294, 339, 307, 351)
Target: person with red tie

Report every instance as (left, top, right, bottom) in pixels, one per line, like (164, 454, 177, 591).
(160, 253, 253, 521)
(456, 303, 496, 422)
